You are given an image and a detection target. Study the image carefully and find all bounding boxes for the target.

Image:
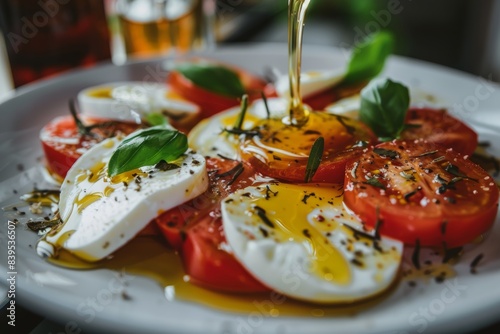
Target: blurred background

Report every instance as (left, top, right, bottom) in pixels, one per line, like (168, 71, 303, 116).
(216, 0, 500, 80)
(1, 0, 500, 101)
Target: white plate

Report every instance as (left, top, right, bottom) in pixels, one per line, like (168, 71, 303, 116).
(1, 44, 500, 334)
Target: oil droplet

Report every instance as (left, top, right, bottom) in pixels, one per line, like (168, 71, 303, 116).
(87, 87, 113, 99)
(311, 309, 325, 317)
(44, 235, 392, 317)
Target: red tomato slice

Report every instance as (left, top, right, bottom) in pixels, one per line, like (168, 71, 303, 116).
(154, 192, 217, 251)
(155, 157, 268, 292)
(401, 107, 478, 156)
(167, 62, 275, 119)
(243, 113, 377, 183)
(343, 139, 499, 247)
(182, 216, 268, 292)
(40, 115, 141, 178)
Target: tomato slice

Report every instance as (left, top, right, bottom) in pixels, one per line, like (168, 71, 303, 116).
(40, 115, 141, 178)
(182, 216, 268, 292)
(167, 62, 275, 119)
(401, 107, 478, 156)
(242, 112, 377, 183)
(155, 157, 268, 292)
(343, 139, 499, 247)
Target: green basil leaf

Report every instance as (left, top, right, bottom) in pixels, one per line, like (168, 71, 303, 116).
(364, 177, 385, 189)
(305, 137, 324, 183)
(108, 125, 187, 177)
(175, 63, 246, 98)
(373, 148, 399, 159)
(146, 113, 168, 126)
(342, 31, 393, 86)
(233, 94, 249, 130)
(359, 78, 410, 140)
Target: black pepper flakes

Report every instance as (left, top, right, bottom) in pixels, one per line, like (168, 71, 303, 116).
(442, 244, 463, 264)
(435, 274, 446, 283)
(254, 206, 275, 228)
(155, 160, 180, 171)
(373, 240, 383, 253)
(440, 221, 448, 235)
(470, 253, 484, 274)
(259, 226, 269, 238)
(412, 239, 421, 270)
(351, 258, 363, 267)
(301, 192, 315, 204)
(264, 186, 278, 200)
(303, 229, 311, 238)
(121, 291, 132, 300)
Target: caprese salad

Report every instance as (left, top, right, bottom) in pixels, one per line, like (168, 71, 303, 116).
(25, 33, 499, 307)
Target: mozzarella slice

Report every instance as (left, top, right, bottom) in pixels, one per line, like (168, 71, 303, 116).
(275, 69, 345, 99)
(221, 183, 403, 303)
(325, 95, 361, 118)
(77, 82, 200, 123)
(188, 98, 288, 159)
(38, 137, 208, 262)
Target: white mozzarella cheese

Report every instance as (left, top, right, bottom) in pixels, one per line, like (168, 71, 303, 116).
(38, 137, 208, 261)
(77, 82, 199, 123)
(188, 97, 288, 159)
(221, 183, 403, 303)
(275, 69, 345, 99)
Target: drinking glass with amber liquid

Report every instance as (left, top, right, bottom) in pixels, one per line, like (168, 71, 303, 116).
(115, 0, 215, 59)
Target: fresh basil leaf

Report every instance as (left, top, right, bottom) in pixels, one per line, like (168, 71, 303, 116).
(305, 137, 324, 183)
(108, 125, 187, 177)
(364, 177, 385, 189)
(146, 113, 168, 126)
(233, 94, 249, 130)
(342, 31, 393, 86)
(373, 148, 399, 159)
(360, 78, 410, 140)
(175, 63, 246, 98)
(400, 171, 416, 182)
(445, 163, 478, 182)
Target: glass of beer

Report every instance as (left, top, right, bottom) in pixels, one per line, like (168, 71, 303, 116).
(0, 0, 112, 88)
(115, 0, 216, 59)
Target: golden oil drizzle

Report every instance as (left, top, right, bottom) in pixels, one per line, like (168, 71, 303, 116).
(47, 235, 395, 317)
(241, 113, 372, 172)
(400, 246, 459, 285)
(287, 0, 312, 126)
(246, 183, 351, 285)
(87, 87, 113, 99)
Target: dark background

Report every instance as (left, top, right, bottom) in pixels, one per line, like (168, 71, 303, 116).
(217, 0, 500, 82)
